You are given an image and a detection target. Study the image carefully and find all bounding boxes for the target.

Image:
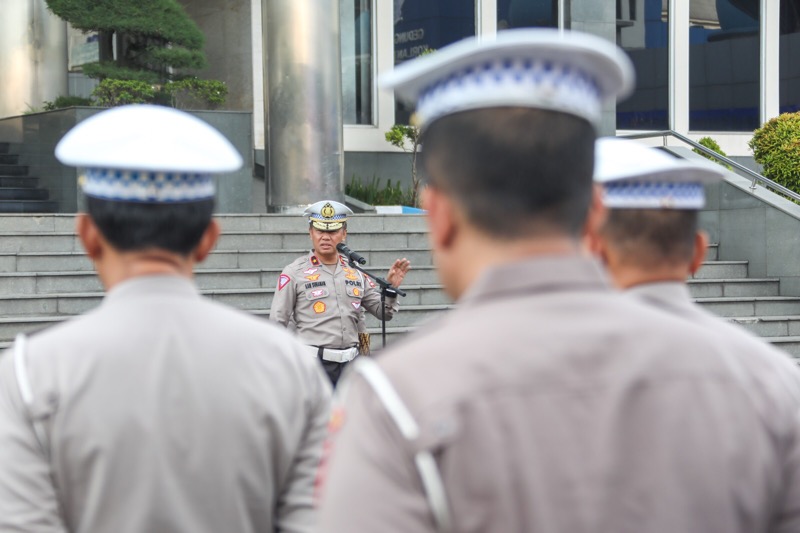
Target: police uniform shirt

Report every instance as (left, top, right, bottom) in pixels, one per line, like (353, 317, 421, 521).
(270, 251, 398, 348)
(0, 276, 331, 533)
(318, 256, 800, 533)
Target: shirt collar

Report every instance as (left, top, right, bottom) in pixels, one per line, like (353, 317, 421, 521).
(625, 281, 695, 314)
(103, 275, 200, 306)
(458, 254, 611, 306)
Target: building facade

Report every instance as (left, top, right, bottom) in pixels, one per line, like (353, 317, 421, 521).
(2, 0, 799, 195)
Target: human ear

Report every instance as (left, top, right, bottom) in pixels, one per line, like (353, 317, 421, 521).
(193, 219, 221, 263)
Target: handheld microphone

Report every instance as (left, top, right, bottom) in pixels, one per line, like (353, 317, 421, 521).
(336, 242, 367, 265)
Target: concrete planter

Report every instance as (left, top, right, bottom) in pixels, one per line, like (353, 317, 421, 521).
(0, 107, 254, 213)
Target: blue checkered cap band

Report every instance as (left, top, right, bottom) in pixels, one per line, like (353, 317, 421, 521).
(603, 181, 706, 210)
(82, 168, 215, 202)
(417, 57, 601, 126)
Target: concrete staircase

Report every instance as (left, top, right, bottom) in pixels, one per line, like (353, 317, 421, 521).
(0, 143, 58, 213)
(0, 213, 796, 359)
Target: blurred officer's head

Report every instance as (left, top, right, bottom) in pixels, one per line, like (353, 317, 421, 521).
(589, 137, 724, 289)
(55, 105, 242, 285)
(381, 29, 633, 298)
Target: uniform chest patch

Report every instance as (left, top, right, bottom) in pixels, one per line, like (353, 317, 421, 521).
(307, 288, 329, 300)
(345, 273, 358, 281)
(303, 267, 319, 275)
(304, 281, 327, 289)
(351, 301, 361, 310)
(278, 274, 291, 290)
(305, 273, 321, 281)
(346, 286, 362, 297)
(313, 301, 327, 314)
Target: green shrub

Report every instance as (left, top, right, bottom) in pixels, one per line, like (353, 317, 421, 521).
(42, 95, 93, 110)
(92, 79, 155, 107)
(346, 176, 414, 206)
(693, 136, 732, 170)
(749, 112, 800, 193)
(164, 78, 228, 109)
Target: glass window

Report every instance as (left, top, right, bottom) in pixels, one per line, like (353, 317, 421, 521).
(780, 0, 800, 114)
(689, 0, 759, 131)
(616, 0, 669, 130)
(393, 0, 476, 124)
(498, 0, 557, 30)
(341, 0, 373, 125)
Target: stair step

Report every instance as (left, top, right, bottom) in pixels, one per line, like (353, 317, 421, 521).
(687, 279, 779, 298)
(0, 176, 39, 188)
(0, 247, 435, 272)
(730, 316, 800, 337)
(0, 303, 451, 342)
(0, 230, 432, 253)
(0, 266, 443, 295)
(693, 261, 748, 280)
(0, 154, 19, 164)
(695, 296, 800, 317)
(0, 165, 29, 176)
(0, 284, 451, 317)
(0, 201, 58, 213)
(762, 337, 800, 359)
(0, 188, 49, 200)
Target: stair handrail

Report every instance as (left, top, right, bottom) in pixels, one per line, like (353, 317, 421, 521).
(619, 130, 800, 204)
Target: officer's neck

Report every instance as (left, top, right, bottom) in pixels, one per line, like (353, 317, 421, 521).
(316, 250, 339, 265)
(94, 249, 195, 291)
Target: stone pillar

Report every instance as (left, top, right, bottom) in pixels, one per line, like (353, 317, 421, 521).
(0, 0, 68, 118)
(262, 0, 344, 212)
(568, 0, 618, 136)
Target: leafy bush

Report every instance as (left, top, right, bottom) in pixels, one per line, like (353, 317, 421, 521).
(43, 95, 93, 110)
(92, 79, 155, 107)
(164, 78, 228, 109)
(346, 176, 414, 206)
(693, 136, 732, 169)
(749, 112, 800, 193)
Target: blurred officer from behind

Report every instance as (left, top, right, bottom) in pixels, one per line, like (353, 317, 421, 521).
(588, 137, 800, 514)
(270, 200, 410, 386)
(318, 30, 800, 533)
(0, 105, 331, 533)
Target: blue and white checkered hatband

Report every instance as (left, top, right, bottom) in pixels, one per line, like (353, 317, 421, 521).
(82, 168, 215, 203)
(603, 181, 706, 210)
(416, 57, 601, 126)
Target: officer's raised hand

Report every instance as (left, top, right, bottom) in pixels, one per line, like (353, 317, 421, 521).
(387, 258, 411, 287)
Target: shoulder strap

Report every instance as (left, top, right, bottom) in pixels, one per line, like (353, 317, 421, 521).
(353, 358, 452, 532)
(13, 333, 50, 458)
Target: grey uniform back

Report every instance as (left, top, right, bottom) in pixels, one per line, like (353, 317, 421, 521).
(318, 257, 800, 533)
(0, 276, 331, 533)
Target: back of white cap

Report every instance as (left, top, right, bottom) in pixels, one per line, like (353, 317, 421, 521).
(55, 105, 243, 203)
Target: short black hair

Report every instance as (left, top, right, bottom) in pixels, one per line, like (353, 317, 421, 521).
(420, 107, 596, 238)
(86, 196, 214, 255)
(600, 208, 698, 268)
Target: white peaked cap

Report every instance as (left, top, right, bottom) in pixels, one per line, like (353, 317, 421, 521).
(594, 137, 726, 210)
(380, 29, 635, 128)
(304, 200, 353, 231)
(56, 105, 242, 173)
(55, 105, 242, 202)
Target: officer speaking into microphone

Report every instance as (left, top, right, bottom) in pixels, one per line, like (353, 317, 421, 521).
(270, 200, 411, 386)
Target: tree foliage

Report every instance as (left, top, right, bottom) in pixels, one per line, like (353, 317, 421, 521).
(749, 112, 800, 193)
(45, 0, 206, 82)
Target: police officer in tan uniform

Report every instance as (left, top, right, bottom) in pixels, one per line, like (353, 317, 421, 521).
(270, 200, 410, 386)
(0, 105, 331, 533)
(317, 30, 800, 533)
